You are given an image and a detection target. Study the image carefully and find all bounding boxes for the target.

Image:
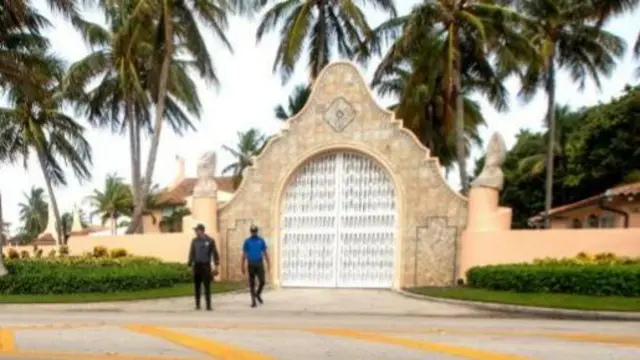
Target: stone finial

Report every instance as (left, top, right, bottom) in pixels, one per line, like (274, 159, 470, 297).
(471, 132, 507, 191)
(193, 151, 218, 197)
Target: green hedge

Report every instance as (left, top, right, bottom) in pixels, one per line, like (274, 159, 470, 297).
(0, 257, 191, 295)
(466, 264, 640, 297)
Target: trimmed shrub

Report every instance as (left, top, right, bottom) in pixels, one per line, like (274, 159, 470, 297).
(20, 250, 29, 259)
(92, 246, 109, 258)
(34, 249, 43, 258)
(467, 264, 640, 297)
(47, 249, 57, 258)
(58, 245, 69, 257)
(109, 248, 128, 258)
(0, 257, 190, 295)
(532, 253, 640, 266)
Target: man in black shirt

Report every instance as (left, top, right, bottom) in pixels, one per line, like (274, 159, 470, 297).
(187, 224, 220, 310)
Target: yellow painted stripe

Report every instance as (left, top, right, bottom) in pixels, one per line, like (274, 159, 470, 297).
(545, 333, 640, 348)
(0, 350, 191, 360)
(126, 325, 273, 360)
(0, 329, 15, 353)
(312, 329, 533, 360)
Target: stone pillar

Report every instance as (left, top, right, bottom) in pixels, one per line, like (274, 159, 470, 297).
(190, 152, 219, 238)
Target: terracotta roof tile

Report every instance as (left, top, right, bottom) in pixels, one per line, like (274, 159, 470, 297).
(156, 176, 237, 206)
(34, 233, 56, 245)
(529, 181, 640, 222)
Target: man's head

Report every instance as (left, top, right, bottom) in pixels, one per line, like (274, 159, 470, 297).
(250, 225, 258, 236)
(193, 224, 205, 236)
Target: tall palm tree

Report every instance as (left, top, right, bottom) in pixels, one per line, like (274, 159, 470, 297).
(86, 173, 132, 235)
(0, 191, 6, 276)
(222, 128, 268, 188)
(366, 0, 533, 194)
(0, 59, 92, 244)
(67, 1, 204, 233)
(256, 0, 397, 83)
(275, 84, 311, 121)
(17, 187, 48, 240)
(127, 0, 234, 233)
(516, 0, 626, 228)
(517, 105, 580, 176)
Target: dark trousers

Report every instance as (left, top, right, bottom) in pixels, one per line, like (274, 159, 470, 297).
(193, 263, 212, 309)
(248, 262, 265, 303)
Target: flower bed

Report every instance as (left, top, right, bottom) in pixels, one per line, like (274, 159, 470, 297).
(466, 253, 640, 297)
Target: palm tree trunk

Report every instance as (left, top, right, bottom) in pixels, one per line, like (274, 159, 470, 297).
(0, 192, 8, 277)
(125, 102, 142, 234)
(130, 3, 174, 233)
(36, 150, 64, 245)
(543, 56, 557, 229)
(453, 34, 468, 195)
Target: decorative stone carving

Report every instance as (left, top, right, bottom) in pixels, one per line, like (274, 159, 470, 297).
(323, 97, 356, 132)
(193, 151, 218, 197)
(471, 132, 507, 191)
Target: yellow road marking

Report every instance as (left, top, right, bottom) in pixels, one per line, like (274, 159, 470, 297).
(126, 325, 273, 360)
(544, 332, 640, 348)
(312, 328, 533, 360)
(0, 329, 15, 353)
(0, 350, 192, 360)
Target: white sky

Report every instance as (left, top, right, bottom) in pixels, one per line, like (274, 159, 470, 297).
(0, 1, 638, 232)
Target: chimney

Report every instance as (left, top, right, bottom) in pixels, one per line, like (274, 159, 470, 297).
(173, 155, 185, 187)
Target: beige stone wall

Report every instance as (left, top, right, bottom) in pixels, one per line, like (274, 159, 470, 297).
(217, 61, 467, 288)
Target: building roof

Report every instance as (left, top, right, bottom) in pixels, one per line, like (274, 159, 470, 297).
(529, 181, 640, 222)
(156, 176, 236, 206)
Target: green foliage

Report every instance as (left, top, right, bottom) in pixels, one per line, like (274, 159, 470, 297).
(109, 248, 128, 258)
(467, 255, 640, 297)
(92, 246, 108, 258)
(58, 245, 69, 257)
(222, 129, 268, 188)
(7, 249, 19, 259)
(0, 257, 190, 295)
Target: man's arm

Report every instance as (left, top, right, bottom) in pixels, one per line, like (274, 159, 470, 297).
(187, 239, 195, 267)
(210, 237, 220, 267)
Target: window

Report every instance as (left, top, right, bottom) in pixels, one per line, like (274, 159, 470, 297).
(598, 213, 616, 228)
(570, 219, 582, 229)
(586, 215, 599, 228)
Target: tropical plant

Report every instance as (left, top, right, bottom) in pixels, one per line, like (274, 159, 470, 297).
(516, 0, 626, 227)
(0, 56, 92, 244)
(517, 105, 581, 176)
(67, 1, 207, 233)
(17, 187, 48, 240)
(0, 191, 6, 276)
(120, 0, 234, 233)
(256, 0, 396, 83)
(86, 174, 132, 235)
(222, 128, 268, 188)
(365, 0, 534, 194)
(635, 31, 640, 77)
(275, 84, 311, 120)
(159, 206, 191, 233)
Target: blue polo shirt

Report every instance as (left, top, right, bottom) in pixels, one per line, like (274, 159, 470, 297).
(243, 235, 267, 263)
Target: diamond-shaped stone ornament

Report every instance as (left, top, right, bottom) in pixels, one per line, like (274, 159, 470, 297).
(323, 97, 355, 132)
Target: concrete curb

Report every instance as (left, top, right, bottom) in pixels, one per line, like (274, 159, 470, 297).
(395, 289, 640, 321)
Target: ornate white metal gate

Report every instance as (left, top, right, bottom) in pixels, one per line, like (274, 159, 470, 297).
(280, 152, 396, 288)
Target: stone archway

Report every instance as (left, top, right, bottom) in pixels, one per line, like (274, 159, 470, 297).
(279, 151, 397, 288)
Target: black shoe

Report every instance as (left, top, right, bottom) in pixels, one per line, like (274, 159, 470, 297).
(195, 306, 201, 310)
(206, 307, 212, 311)
(251, 303, 257, 308)
(256, 295, 263, 304)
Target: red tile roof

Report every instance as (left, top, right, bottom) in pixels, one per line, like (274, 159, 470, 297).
(156, 177, 236, 206)
(529, 181, 640, 221)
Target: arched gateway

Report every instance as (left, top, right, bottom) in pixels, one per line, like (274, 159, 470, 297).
(280, 152, 397, 288)
(217, 61, 467, 289)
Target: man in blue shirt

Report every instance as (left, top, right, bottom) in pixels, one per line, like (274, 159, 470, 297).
(241, 225, 270, 308)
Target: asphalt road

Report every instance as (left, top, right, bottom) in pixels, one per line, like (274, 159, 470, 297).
(0, 289, 638, 359)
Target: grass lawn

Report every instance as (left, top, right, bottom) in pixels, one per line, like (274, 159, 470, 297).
(409, 287, 640, 312)
(0, 282, 245, 304)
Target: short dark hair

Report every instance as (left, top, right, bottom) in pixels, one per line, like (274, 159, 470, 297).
(250, 225, 258, 233)
(194, 224, 205, 231)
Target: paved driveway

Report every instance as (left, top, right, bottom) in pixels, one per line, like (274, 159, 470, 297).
(0, 289, 638, 359)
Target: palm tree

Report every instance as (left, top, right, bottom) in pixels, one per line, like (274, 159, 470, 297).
(67, 1, 204, 233)
(222, 128, 268, 188)
(86, 174, 132, 235)
(365, 0, 533, 194)
(0, 191, 6, 276)
(0, 58, 92, 244)
(124, 0, 234, 233)
(159, 206, 190, 233)
(517, 105, 581, 176)
(275, 84, 311, 121)
(256, 0, 397, 83)
(17, 187, 48, 240)
(516, 0, 626, 228)
(635, 32, 640, 77)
